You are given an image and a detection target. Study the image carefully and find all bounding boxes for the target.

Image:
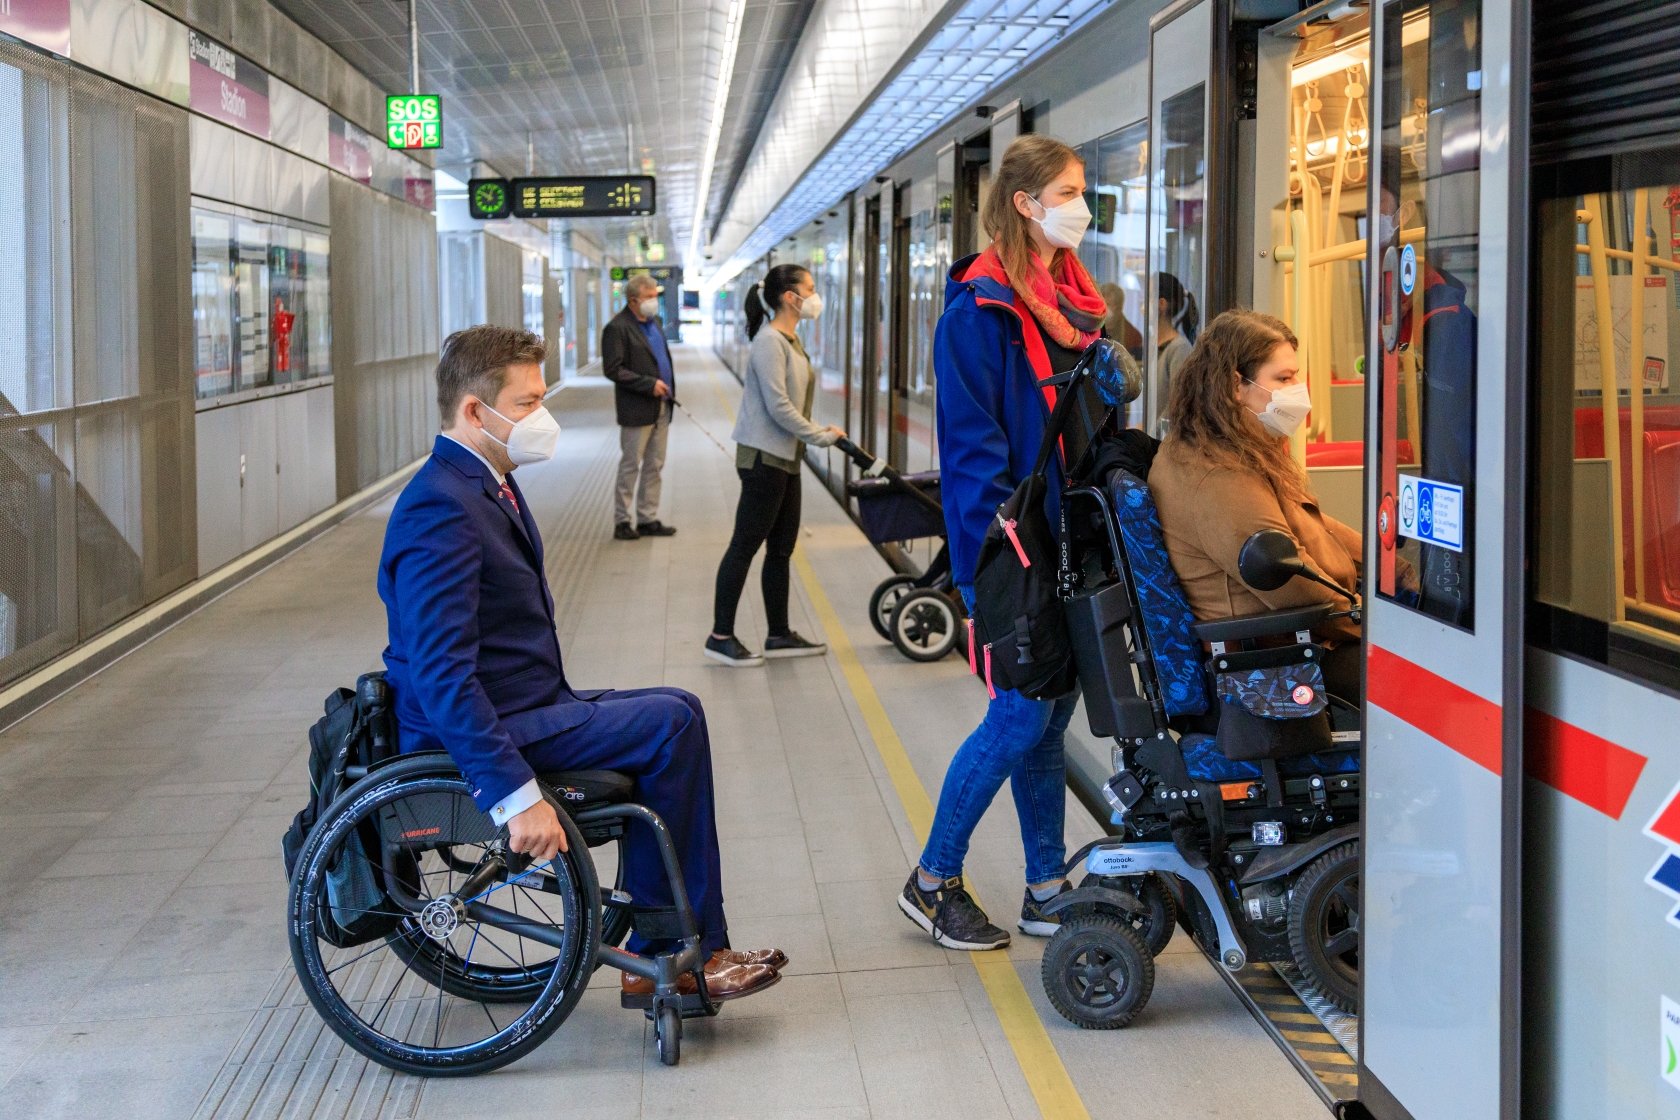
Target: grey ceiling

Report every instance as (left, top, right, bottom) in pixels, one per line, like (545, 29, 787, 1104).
(271, 0, 815, 258)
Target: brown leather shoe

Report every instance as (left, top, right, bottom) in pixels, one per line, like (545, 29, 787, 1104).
(621, 951, 781, 1001)
(717, 948, 788, 970)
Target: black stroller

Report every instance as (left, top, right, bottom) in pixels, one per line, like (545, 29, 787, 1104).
(835, 438, 967, 663)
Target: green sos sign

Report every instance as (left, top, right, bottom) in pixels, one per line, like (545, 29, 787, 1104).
(386, 95, 441, 150)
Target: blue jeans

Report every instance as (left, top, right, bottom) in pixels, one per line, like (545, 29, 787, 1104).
(918, 588, 1077, 885)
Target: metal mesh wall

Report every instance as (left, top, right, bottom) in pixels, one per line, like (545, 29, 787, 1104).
(0, 39, 194, 685)
(328, 173, 439, 497)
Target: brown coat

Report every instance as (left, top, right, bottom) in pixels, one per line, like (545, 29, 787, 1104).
(1148, 439, 1362, 644)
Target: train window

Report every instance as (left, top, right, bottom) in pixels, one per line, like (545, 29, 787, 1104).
(1153, 84, 1205, 424)
(1079, 120, 1149, 427)
(1373, 0, 1481, 629)
(1531, 172, 1680, 691)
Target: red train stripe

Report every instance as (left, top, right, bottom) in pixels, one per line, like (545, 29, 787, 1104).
(1368, 644, 1503, 775)
(1524, 707, 1648, 821)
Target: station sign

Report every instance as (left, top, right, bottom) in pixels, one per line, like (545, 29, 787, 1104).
(511, 176, 657, 218)
(468, 178, 512, 220)
(386, 94, 442, 150)
(611, 267, 677, 283)
(1396, 474, 1464, 552)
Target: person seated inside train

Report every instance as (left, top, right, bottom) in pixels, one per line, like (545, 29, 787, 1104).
(1146, 309, 1364, 701)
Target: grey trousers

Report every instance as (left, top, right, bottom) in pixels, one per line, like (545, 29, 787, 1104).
(615, 405, 670, 525)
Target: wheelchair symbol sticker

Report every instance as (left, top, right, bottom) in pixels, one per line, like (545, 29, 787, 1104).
(1400, 244, 1417, 295)
(1292, 684, 1314, 705)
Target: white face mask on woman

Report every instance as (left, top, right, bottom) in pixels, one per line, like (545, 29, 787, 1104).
(476, 399, 561, 465)
(1028, 192, 1092, 250)
(796, 291, 824, 320)
(1245, 378, 1312, 439)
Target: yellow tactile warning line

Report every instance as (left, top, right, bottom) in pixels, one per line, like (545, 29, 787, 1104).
(698, 361, 1091, 1120)
(1234, 965, 1360, 1091)
(792, 548, 1092, 1120)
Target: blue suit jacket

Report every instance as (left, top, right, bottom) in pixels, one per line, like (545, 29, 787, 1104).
(378, 436, 597, 810)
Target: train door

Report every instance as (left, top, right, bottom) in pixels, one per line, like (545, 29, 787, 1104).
(859, 193, 882, 457)
(1147, 0, 1211, 432)
(952, 132, 990, 264)
(1358, 0, 1523, 1115)
(874, 185, 897, 466)
(889, 185, 912, 469)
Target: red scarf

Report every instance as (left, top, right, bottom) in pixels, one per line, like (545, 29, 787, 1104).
(979, 245, 1107, 350)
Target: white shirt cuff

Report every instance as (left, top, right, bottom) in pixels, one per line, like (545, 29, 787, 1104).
(490, 778, 542, 827)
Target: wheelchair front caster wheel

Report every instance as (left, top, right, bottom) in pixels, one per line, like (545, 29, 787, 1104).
(656, 1004, 682, 1066)
(1042, 914, 1154, 1029)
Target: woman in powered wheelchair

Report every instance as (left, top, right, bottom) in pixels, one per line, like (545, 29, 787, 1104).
(284, 678, 733, 1074)
(1037, 311, 1369, 1029)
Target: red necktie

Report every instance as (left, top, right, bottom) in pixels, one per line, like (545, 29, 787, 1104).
(499, 481, 519, 513)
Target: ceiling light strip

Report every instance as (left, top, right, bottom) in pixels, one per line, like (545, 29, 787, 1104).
(705, 0, 1113, 289)
(689, 0, 749, 268)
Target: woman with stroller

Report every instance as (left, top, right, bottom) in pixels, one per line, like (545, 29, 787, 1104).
(897, 134, 1105, 950)
(706, 264, 846, 668)
(1148, 309, 1366, 701)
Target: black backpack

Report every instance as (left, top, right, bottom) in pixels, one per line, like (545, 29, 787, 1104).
(968, 360, 1097, 701)
(282, 672, 402, 948)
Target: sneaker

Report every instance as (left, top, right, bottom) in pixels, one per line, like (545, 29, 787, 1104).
(898, 872, 1011, 951)
(762, 631, 827, 659)
(1018, 881, 1072, 937)
(637, 519, 677, 537)
(613, 522, 640, 541)
(704, 634, 764, 667)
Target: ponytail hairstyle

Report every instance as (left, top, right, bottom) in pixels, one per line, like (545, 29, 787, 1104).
(743, 264, 811, 340)
(1157, 272, 1200, 344)
(1163, 309, 1310, 506)
(981, 134, 1085, 281)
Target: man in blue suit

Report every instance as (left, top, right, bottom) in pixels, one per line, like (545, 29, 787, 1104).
(378, 326, 783, 1001)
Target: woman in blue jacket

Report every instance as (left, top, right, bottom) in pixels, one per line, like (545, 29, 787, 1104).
(897, 135, 1107, 950)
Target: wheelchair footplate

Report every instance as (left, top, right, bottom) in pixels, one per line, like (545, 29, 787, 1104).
(621, 990, 723, 1019)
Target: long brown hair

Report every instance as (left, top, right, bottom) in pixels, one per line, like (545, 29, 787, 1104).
(981, 135, 1084, 283)
(1163, 309, 1310, 505)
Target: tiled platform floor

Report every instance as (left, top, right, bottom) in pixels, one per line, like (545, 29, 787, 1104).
(0, 345, 1325, 1119)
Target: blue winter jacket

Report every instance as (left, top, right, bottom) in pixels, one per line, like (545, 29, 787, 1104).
(935, 251, 1064, 590)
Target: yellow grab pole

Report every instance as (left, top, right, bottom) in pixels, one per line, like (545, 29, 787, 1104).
(1630, 189, 1650, 604)
(1583, 194, 1628, 622)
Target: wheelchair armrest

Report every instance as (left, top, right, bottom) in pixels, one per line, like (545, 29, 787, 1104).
(1192, 603, 1331, 644)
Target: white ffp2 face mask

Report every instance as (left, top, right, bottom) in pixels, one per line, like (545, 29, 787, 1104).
(1029, 192, 1092, 250)
(797, 291, 824, 320)
(477, 399, 561, 465)
(1246, 379, 1312, 438)
(637, 298, 661, 319)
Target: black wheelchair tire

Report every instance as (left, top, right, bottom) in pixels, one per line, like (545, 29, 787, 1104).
(869, 575, 916, 640)
(656, 1004, 681, 1066)
(1287, 840, 1360, 1014)
(890, 588, 959, 662)
(288, 758, 600, 1076)
(1041, 914, 1155, 1029)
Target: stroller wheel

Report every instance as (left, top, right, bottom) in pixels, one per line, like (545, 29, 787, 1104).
(868, 575, 916, 640)
(1043, 915, 1154, 1029)
(1288, 841, 1360, 1014)
(889, 588, 959, 662)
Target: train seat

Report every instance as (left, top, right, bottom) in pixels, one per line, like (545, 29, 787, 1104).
(1303, 439, 1414, 467)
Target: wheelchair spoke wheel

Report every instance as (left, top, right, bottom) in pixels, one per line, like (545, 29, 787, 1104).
(1042, 915, 1154, 1029)
(288, 758, 600, 1076)
(1287, 840, 1360, 1014)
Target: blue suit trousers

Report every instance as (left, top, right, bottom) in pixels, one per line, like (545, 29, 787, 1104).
(522, 686, 727, 954)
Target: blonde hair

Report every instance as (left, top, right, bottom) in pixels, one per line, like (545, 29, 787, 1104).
(1163, 309, 1311, 506)
(981, 135, 1085, 283)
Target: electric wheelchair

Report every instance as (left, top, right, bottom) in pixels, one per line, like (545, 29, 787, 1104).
(1037, 465, 1363, 1029)
(286, 699, 723, 1074)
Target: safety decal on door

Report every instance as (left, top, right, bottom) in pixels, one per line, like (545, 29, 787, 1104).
(1664, 996, 1680, 1092)
(1644, 779, 1680, 929)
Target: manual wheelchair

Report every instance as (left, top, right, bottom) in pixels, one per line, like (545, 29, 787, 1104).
(1036, 466, 1363, 1029)
(287, 749, 720, 1074)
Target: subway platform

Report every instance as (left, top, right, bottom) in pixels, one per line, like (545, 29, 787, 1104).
(0, 345, 1326, 1120)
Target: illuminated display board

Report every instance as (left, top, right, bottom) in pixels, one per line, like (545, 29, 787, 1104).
(511, 176, 656, 218)
(386, 94, 441, 150)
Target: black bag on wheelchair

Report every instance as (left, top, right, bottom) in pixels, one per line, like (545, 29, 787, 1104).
(1209, 651, 1334, 761)
(282, 672, 401, 948)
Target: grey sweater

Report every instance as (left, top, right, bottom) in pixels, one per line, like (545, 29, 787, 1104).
(731, 326, 838, 462)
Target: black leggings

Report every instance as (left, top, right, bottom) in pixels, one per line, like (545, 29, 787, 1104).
(712, 459, 802, 637)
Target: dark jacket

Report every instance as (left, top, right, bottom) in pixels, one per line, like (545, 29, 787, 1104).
(378, 436, 605, 811)
(934, 250, 1065, 589)
(601, 306, 671, 427)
